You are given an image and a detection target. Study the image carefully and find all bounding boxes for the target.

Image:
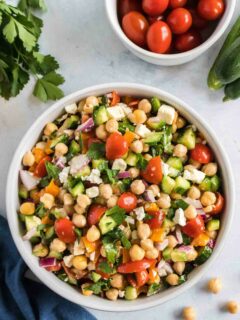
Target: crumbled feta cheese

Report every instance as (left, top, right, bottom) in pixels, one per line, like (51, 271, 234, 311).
(59, 166, 70, 185)
(112, 159, 127, 172)
(161, 161, 169, 176)
(107, 106, 125, 120)
(73, 240, 85, 256)
(58, 156, 67, 165)
(158, 268, 167, 277)
(118, 290, 125, 298)
(86, 186, 99, 198)
(133, 206, 145, 221)
(183, 168, 206, 184)
(81, 169, 102, 184)
(134, 124, 151, 138)
(125, 216, 135, 225)
(173, 208, 186, 226)
(63, 255, 74, 268)
(65, 103, 78, 114)
(118, 103, 132, 116)
(157, 104, 176, 125)
(89, 251, 96, 261)
(70, 155, 89, 175)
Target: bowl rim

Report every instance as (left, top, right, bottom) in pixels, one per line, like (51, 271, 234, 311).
(104, 0, 236, 61)
(6, 83, 235, 312)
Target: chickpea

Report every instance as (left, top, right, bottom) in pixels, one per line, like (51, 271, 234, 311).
(189, 159, 201, 169)
(202, 163, 217, 177)
(145, 248, 159, 259)
(81, 283, 93, 296)
(143, 143, 149, 152)
(58, 188, 67, 203)
(63, 193, 74, 206)
(72, 255, 88, 270)
(138, 99, 152, 113)
(19, 202, 35, 215)
(173, 144, 188, 158)
(137, 223, 151, 240)
(23, 151, 35, 167)
(105, 119, 118, 133)
(167, 235, 178, 248)
(157, 193, 171, 209)
(184, 205, 197, 220)
(131, 230, 138, 240)
(129, 244, 145, 261)
(208, 277, 222, 294)
(40, 193, 55, 209)
(144, 154, 152, 161)
(50, 238, 66, 253)
(72, 213, 87, 228)
(107, 195, 118, 208)
(77, 194, 91, 209)
(96, 124, 107, 140)
(74, 204, 85, 215)
(86, 96, 99, 108)
(100, 245, 107, 257)
(83, 105, 93, 114)
(110, 274, 125, 290)
(182, 306, 196, 320)
(44, 122, 58, 136)
(201, 191, 216, 207)
(55, 143, 68, 156)
(140, 239, 154, 251)
(173, 262, 185, 275)
(86, 225, 101, 242)
(166, 273, 179, 286)
(106, 288, 119, 301)
(227, 301, 239, 314)
(32, 243, 48, 257)
(99, 184, 113, 200)
(187, 186, 201, 200)
(186, 247, 198, 261)
(130, 180, 145, 195)
(129, 110, 147, 124)
(128, 167, 140, 179)
(176, 117, 186, 129)
(36, 141, 46, 150)
(147, 185, 160, 197)
(130, 140, 143, 154)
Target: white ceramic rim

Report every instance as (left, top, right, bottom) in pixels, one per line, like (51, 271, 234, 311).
(105, 0, 236, 61)
(6, 83, 235, 312)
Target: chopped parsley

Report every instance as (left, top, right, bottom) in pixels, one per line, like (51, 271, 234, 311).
(45, 162, 60, 180)
(136, 154, 148, 170)
(86, 279, 110, 295)
(106, 206, 126, 225)
(87, 142, 105, 160)
(97, 261, 115, 274)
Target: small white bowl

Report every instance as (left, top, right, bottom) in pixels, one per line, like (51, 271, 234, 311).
(105, 0, 236, 66)
(6, 83, 234, 311)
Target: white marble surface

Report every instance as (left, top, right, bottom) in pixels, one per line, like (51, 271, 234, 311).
(1, 1, 240, 319)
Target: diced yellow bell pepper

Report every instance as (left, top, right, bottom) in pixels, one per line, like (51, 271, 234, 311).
(191, 233, 210, 247)
(145, 203, 159, 213)
(32, 148, 45, 163)
(124, 131, 136, 146)
(82, 237, 99, 253)
(45, 179, 60, 197)
(151, 228, 165, 242)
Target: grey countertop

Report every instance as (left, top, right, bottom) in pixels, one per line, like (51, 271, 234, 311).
(1, 1, 240, 319)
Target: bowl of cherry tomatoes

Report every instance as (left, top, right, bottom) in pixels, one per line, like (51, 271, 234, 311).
(105, 0, 236, 65)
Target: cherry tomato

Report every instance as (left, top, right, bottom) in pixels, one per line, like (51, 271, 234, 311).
(146, 210, 165, 229)
(141, 156, 163, 184)
(54, 218, 76, 243)
(122, 11, 149, 47)
(189, 9, 208, 29)
(142, 0, 169, 16)
(136, 270, 149, 287)
(167, 8, 192, 34)
(190, 143, 213, 164)
(34, 156, 51, 178)
(147, 21, 172, 54)
(175, 29, 202, 52)
(182, 215, 205, 238)
(45, 262, 62, 272)
(169, 0, 187, 8)
(210, 193, 224, 215)
(197, 0, 224, 21)
(87, 204, 107, 225)
(87, 138, 101, 149)
(118, 0, 142, 18)
(117, 258, 156, 273)
(106, 132, 128, 160)
(117, 192, 137, 212)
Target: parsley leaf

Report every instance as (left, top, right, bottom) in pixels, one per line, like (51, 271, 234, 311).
(103, 168, 119, 184)
(86, 279, 110, 295)
(147, 283, 162, 296)
(97, 261, 115, 274)
(136, 154, 148, 170)
(104, 227, 131, 249)
(87, 142, 105, 160)
(102, 238, 118, 264)
(118, 119, 134, 134)
(45, 161, 60, 180)
(34, 202, 47, 218)
(118, 178, 132, 193)
(106, 206, 126, 225)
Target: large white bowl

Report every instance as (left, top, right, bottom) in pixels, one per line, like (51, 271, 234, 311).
(6, 83, 234, 312)
(105, 0, 236, 66)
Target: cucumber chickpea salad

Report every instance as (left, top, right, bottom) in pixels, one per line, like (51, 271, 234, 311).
(18, 92, 224, 301)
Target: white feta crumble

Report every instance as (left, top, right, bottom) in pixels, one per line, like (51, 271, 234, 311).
(69, 155, 89, 175)
(73, 240, 85, 256)
(63, 255, 74, 268)
(118, 291, 125, 298)
(86, 186, 99, 198)
(161, 161, 169, 176)
(112, 158, 127, 172)
(117, 103, 132, 116)
(183, 168, 206, 184)
(59, 166, 70, 185)
(81, 169, 102, 184)
(173, 208, 186, 226)
(133, 206, 145, 221)
(65, 103, 78, 114)
(107, 106, 125, 120)
(134, 124, 151, 138)
(125, 216, 135, 225)
(89, 251, 96, 262)
(157, 104, 176, 125)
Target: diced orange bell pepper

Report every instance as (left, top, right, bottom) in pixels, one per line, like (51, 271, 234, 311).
(122, 248, 130, 263)
(44, 140, 54, 155)
(151, 228, 165, 242)
(148, 267, 160, 284)
(81, 114, 89, 124)
(30, 189, 41, 203)
(41, 215, 53, 225)
(145, 203, 159, 213)
(111, 91, 120, 106)
(191, 233, 210, 247)
(28, 163, 37, 173)
(45, 179, 60, 197)
(82, 237, 100, 253)
(124, 131, 135, 146)
(32, 148, 45, 163)
(81, 132, 94, 154)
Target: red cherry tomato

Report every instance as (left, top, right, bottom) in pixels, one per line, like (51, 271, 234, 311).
(197, 0, 224, 21)
(190, 143, 213, 164)
(175, 29, 202, 52)
(87, 204, 107, 225)
(118, 0, 142, 18)
(146, 210, 165, 229)
(136, 270, 149, 287)
(141, 156, 163, 184)
(54, 218, 76, 244)
(182, 215, 205, 238)
(169, 0, 187, 8)
(147, 21, 172, 53)
(210, 193, 224, 215)
(122, 11, 149, 47)
(34, 156, 51, 178)
(106, 132, 128, 160)
(117, 258, 156, 273)
(117, 192, 137, 212)
(45, 262, 62, 272)
(142, 0, 169, 16)
(189, 9, 208, 29)
(167, 8, 192, 34)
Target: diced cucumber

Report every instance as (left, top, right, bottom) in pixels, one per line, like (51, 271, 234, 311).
(207, 219, 220, 231)
(91, 272, 101, 283)
(147, 118, 165, 131)
(166, 157, 183, 171)
(199, 176, 221, 192)
(177, 127, 196, 150)
(92, 159, 108, 171)
(48, 250, 63, 260)
(194, 246, 212, 265)
(161, 176, 176, 194)
(50, 208, 67, 219)
(62, 115, 80, 130)
(93, 105, 109, 125)
(69, 140, 81, 156)
(45, 226, 55, 240)
(125, 286, 138, 300)
(171, 249, 187, 262)
(174, 176, 191, 195)
(162, 247, 172, 260)
(19, 184, 28, 199)
(99, 215, 117, 235)
(25, 216, 41, 237)
(151, 96, 161, 114)
(143, 132, 163, 145)
(199, 177, 212, 191)
(69, 181, 85, 197)
(162, 218, 175, 229)
(126, 152, 138, 166)
(50, 134, 68, 149)
(74, 165, 91, 178)
(211, 175, 221, 192)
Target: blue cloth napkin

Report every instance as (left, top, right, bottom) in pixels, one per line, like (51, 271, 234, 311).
(0, 215, 96, 320)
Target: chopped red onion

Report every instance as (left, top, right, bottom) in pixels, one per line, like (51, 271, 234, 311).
(54, 157, 66, 169)
(143, 190, 156, 202)
(70, 155, 90, 175)
(22, 227, 37, 240)
(118, 171, 131, 179)
(20, 170, 40, 191)
(176, 227, 183, 244)
(157, 259, 166, 270)
(163, 262, 173, 274)
(39, 257, 57, 268)
(208, 240, 216, 249)
(155, 239, 169, 251)
(184, 197, 205, 215)
(76, 117, 94, 133)
(178, 245, 193, 253)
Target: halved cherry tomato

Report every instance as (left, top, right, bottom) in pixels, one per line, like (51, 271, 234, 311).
(197, 0, 224, 21)
(210, 193, 224, 215)
(189, 9, 208, 29)
(34, 156, 51, 178)
(169, 0, 187, 8)
(190, 143, 213, 164)
(146, 210, 165, 229)
(142, 0, 169, 16)
(87, 204, 107, 225)
(117, 258, 156, 273)
(106, 132, 128, 160)
(54, 218, 76, 243)
(175, 29, 202, 52)
(136, 270, 149, 287)
(141, 156, 163, 184)
(45, 262, 62, 272)
(167, 8, 192, 34)
(182, 215, 205, 238)
(147, 21, 172, 54)
(117, 192, 137, 212)
(122, 11, 149, 47)
(118, 0, 142, 18)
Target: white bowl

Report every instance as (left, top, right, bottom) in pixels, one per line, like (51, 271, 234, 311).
(6, 83, 234, 311)
(105, 0, 236, 66)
